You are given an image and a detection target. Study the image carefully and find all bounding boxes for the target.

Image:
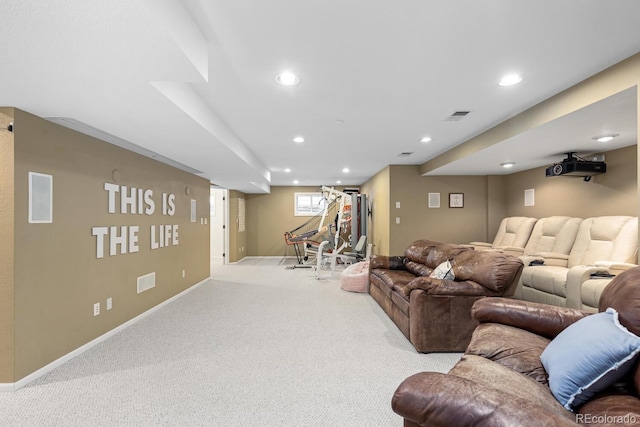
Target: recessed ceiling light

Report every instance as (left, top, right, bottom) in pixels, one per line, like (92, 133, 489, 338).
(336, 180, 342, 184)
(293, 136, 304, 143)
(342, 168, 350, 173)
(284, 168, 291, 173)
(276, 72, 299, 86)
(293, 180, 299, 184)
(420, 136, 432, 143)
(500, 162, 516, 168)
(499, 74, 523, 86)
(593, 133, 619, 143)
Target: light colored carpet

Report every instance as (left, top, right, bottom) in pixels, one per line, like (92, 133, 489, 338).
(0, 258, 461, 426)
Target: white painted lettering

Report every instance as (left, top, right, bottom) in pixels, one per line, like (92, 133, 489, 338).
(159, 225, 165, 247)
(162, 193, 167, 215)
(137, 188, 144, 214)
(110, 225, 128, 256)
(120, 186, 136, 214)
(149, 224, 179, 250)
(129, 226, 139, 253)
(167, 194, 175, 216)
(164, 225, 172, 247)
(144, 189, 155, 215)
(92, 226, 109, 259)
(150, 225, 159, 249)
(172, 225, 179, 245)
(104, 183, 119, 214)
(97, 183, 184, 259)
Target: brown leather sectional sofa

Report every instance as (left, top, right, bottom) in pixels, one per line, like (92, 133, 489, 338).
(392, 267, 640, 426)
(368, 239, 523, 353)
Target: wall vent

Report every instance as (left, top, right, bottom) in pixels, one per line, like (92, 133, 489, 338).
(137, 272, 156, 294)
(445, 111, 471, 121)
(398, 152, 414, 157)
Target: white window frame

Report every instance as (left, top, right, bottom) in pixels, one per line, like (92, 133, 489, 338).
(294, 192, 327, 217)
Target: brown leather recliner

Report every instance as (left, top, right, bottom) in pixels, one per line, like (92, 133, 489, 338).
(392, 266, 640, 426)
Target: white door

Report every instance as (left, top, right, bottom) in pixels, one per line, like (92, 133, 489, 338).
(210, 187, 228, 270)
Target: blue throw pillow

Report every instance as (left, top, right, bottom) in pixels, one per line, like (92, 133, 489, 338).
(541, 308, 640, 411)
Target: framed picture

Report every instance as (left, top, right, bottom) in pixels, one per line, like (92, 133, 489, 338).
(449, 193, 464, 208)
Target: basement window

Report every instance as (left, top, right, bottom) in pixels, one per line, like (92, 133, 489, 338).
(295, 192, 327, 216)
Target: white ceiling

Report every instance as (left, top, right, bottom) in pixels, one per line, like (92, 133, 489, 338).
(1, 0, 639, 193)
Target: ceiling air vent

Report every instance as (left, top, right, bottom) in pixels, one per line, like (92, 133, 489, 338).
(445, 110, 471, 121)
(398, 152, 414, 157)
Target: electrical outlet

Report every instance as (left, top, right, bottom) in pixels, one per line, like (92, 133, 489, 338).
(93, 302, 100, 316)
(106, 297, 112, 310)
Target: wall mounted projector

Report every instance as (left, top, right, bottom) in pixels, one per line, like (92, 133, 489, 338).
(545, 152, 606, 181)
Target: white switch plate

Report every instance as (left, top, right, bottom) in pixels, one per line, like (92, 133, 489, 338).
(93, 302, 100, 316)
(396, 217, 400, 224)
(182, 269, 186, 278)
(106, 297, 112, 310)
(395, 201, 401, 209)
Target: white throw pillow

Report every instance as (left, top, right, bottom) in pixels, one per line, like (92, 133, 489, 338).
(429, 260, 455, 280)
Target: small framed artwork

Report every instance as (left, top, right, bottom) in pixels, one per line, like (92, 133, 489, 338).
(449, 193, 464, 208)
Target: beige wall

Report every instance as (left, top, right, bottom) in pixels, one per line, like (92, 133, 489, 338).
(361, 167, 390, 256)
(3, 109, 210, 383)
(245, 186, 337, 258)
(505, 145, 637, 218)
(385, 147, 636, 254)
(386, 165, 489, 255)
(361, 168, 506, 256)
(228, 190, 247, 262)
(231, 149, 637, 262)
(0, 109, 15, 383)
(486, 175, 508, 241)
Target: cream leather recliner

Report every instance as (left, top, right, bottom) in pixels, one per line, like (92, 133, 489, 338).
(519, 216, 638, 308)
(518, 216, 582, 257)
(513, 216, 582, 298)
(470, 217, 537, 253)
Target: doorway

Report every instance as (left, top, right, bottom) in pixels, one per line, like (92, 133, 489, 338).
(210, 187, 228, 273)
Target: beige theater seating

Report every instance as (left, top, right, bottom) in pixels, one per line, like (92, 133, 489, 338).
(518, 216, 583, 257)
(470, 216, 537, 253)
(519, 216, 638, 308)
(513, 216, 583, 298)
(576, 275, 615, 313)
(572, 259, 640, 313)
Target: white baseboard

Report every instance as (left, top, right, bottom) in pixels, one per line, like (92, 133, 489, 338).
(230, 255, 298, 264)
(0, 276, 211, 392)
